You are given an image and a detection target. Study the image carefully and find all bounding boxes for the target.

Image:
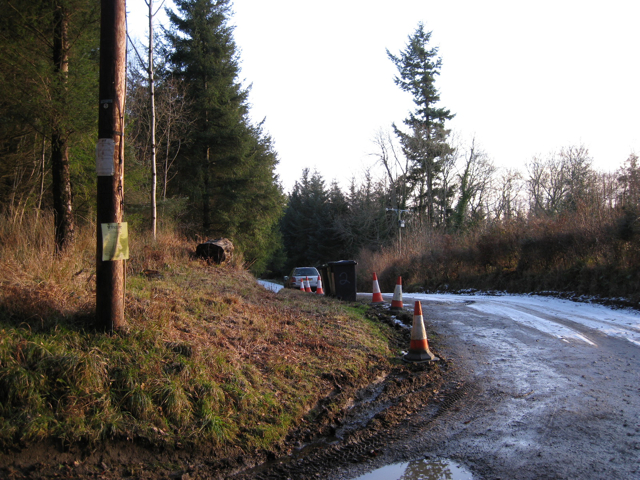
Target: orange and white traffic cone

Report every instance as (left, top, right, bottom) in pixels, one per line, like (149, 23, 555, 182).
(305, 277, 312, 293)
(316, 275, 325, 295)
(403, 301, 437, 363)
(300, 278, 305, 291)
(371, 272, 384, 304)
(391, 276, 404, 311)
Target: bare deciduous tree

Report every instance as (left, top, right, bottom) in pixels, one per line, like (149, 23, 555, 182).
(51, 0, 75, 251)
(452, 138, 495, 229)
(493, 168, 524, 221)
(617, 153, 640, 207)
(147, 0, 159, 239)
(371, 128, 409, 210)
(156, 77, 194, 200)
(127, 72, 193, 202)
(526, 145, 596, 216)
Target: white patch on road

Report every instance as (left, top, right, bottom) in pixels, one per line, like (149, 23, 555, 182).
(463, 302, 597, 346)
(257, 280, 284, 293)
(374, 292, 640, 346)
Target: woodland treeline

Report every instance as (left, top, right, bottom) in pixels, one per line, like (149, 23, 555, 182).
(283, 147, 640, 298)
(280, 23, 640, 302)
(0, 0, 283, 273)
(1, 1, 638, 296)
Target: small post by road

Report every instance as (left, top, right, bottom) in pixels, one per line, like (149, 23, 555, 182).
(386, 208, 410, 254)
(96, 0, 127, 332)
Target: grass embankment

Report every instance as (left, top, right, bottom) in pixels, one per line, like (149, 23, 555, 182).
(0, 215, 398, 458)
(358, 209, 640, 306)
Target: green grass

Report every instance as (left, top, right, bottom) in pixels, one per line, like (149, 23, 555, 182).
(0, 221, 399, 456)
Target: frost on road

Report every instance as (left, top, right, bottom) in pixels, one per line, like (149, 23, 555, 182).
(386, 292, 640, 480)
(258, 281, 640, 479)
(410, 292, 640, 346)
(257, 279, 284, 293)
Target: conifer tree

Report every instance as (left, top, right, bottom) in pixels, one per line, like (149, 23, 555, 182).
(165, 0, 284, 272)
(166, 0, 244, 229)
(388, 23, 454, 226)
(0, 0, 99, 248)
(280, 170, 329, 269)
(281, 170, 394, 269)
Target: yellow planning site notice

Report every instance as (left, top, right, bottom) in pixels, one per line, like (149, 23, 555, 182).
(101, 222, 129, 261)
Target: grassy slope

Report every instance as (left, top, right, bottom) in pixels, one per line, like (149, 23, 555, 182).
(0, 218, 399, 459)
(358, 211, 640, 307)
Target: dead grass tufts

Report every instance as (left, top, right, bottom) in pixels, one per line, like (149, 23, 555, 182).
(0, 215, 399, 455)
(358, 210, 640, 303)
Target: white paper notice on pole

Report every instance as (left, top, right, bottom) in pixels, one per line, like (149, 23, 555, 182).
(101, 222, 129, 261)
(96, 138, 115, 176)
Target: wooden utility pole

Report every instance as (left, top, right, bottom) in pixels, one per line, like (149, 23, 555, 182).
(96, 0, 127, 332)
(386, 208, 410, 254)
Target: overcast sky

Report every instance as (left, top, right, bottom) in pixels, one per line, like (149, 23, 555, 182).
(128, 0, 640, 192)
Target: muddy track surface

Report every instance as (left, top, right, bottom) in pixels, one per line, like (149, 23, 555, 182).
(221, 305, 475, 480)
(231, 295, 640, 480)
(2, 296, 640, 479)
(229, 363, 468, 480)
(338, 295, 640, 480)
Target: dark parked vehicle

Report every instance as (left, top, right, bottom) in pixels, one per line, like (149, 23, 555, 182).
(284, 267, 319, 290)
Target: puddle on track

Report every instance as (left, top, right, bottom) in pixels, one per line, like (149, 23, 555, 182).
(353, 458, 474, 480)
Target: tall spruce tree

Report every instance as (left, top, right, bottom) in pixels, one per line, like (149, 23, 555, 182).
(166, 0, 244, 232)
(165, 0, 283, 272)
(281, 170, 394, 270)
(280, 170, 331, 269)
(388, 23, 454, 227)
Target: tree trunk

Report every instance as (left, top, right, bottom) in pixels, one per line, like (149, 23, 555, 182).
(37, 132, 46, 215)
(149, 0, 157, 240)
(426, 161, 434, 226)
(52, 0, 75, 252)
(163, 122, 170, 200)
(202, 146, 211, 233)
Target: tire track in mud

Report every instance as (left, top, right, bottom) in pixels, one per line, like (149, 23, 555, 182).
(229, 361, 478, 480)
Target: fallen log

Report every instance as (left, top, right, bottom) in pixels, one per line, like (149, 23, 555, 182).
(195, 238, 234, 264)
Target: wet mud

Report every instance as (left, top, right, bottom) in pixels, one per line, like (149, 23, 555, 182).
(2, 299, 640, 479)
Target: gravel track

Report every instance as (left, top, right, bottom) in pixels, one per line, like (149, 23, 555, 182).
(234, 294, 640, 479)
(3, 292, 638, 479)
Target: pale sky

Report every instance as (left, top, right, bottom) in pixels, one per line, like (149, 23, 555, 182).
(127, 0, 640, 192)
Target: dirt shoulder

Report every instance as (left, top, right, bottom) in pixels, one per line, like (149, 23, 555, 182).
(225, 295, 640, 480)
(0, 304, 461, 479)
(228, 305, 473, 480)
(6, 296, 639, 480)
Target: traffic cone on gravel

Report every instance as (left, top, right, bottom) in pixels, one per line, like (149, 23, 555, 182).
(316, 275, 325, 295)
(371, 272, 384, 304)
(390, 276, 404, 311)
(300, 279, 305, 291)
(403, 301, 437, 363)
(305, 277, 312, 292)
